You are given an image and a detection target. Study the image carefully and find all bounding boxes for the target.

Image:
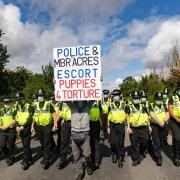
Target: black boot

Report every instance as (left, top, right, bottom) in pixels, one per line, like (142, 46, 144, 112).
(21, 159, 33, 165)
(132, 159, 141, 166)
(173, 159, 180, 167)
(42, 161, 49, 169)
(112, 153, 117, 163)
(22, 162, 30, 170)
(156, 158, 162, 166)
(6, 157, 14, 166)
(118, 157, 123, 168)
(57, 160, 66, 169)
(94, 162, 100, 169)
(75, 173, 83, 180)
(140, 153, 146, 161)
(86, 166, 93, 175)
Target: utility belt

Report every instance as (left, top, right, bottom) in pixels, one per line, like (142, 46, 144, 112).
(1, 126, 16, 133)
(110, 122, 125, 126)
(150, 122, 166, 128)
(36, 124, 52, 128)
(18, 123, 31, 128)
(151, 121, 168, 126)
(130, 125, 147, 129)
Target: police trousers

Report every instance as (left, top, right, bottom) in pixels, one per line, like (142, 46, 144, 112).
(129, 126, 149, 160)
(60, 121, 71, 161)
(101, 114, 108, 137)
(71, 131, 92, 175)
(0, 128, 16, 161)
(151, 123, 166, 159)
(19, 125, 32, 162)
(171, 120, 180, 160)
(109, 122, 125, 159)
(36, 125, 52, 163)
(90, 121, 101, 165)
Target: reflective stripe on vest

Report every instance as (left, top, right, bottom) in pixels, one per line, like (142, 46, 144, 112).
(172, 95, 180, 118)
(130, 104, 148, 127)
(90, 101, 100, 121)
(16, 103, 32, 125)
(108, 101, 125, 123)
(34, 101, 52, 126)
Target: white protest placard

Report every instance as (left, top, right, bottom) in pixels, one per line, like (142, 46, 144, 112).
(53, 45, 102, 101)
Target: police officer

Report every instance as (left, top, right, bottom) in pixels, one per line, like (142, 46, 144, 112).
(0, 97, 16, 166)
(126, 91, 151, 166)
(100, 90, 111, 139)
(149, 92, 169, 166)
(89, 100, 101, 169)
(162, 87, 170, 145)
(56, 101, 71, 169)
(108, 90, 126, 168)
(31, 89, 55, 169)
(168, 82, 180, 166)
(15, 92, 34, 170)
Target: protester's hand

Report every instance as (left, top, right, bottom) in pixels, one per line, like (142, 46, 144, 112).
(127, 127, 133, 134)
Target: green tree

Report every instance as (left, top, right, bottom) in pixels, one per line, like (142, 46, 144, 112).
(138, 73, 165, 102)
(23, 74, 52, 102)
(120, 76, 138, 98)
(42, 63, 54, 91)
(0, 30, 10, 99)
(0, 30, 9, 72)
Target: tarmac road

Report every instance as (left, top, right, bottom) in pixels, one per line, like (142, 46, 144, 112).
(0, 133, 179, 180)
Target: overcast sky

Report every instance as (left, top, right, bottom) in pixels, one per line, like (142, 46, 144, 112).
(1, 0, 180, 90)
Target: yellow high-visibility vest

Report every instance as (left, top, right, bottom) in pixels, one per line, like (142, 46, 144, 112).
(33, 101, 53, 126)
(172, 95, 180, 118)
(90, 101, 100, 121)
(108, 101, 126, 123)
(129, 104, 149, 127)
(16, 103, 32, 126)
